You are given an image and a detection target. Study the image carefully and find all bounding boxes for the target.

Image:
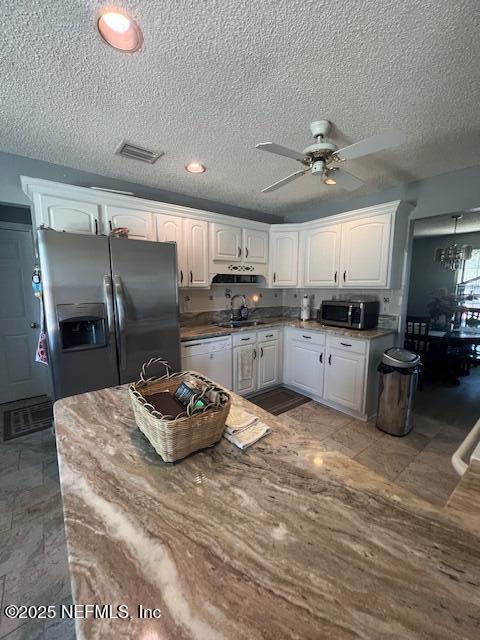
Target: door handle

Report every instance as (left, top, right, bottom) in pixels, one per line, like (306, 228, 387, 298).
(238, 246, 242, 258)
(30, 322, 38, 329)
(328, 354, 332, 365)
(334, 271, 337, 283)
(180, 270, 183, 284)
(94, 219, 98, 235)
(113, 275, 127, 371)
(245, 247, 249, 259)
(103, 275, 115, 345)
(343, 270, 346, 282)
(260, 347, 263, 358)
(190, 270, 193, 284)
(319, 352, 323, 363)
(273, 272, 276, 283)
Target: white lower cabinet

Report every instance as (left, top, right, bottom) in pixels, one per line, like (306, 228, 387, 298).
(289, 341, 325, 397)
(324, 349, 366, 412)
(233, 330, 281, 396)
(258, 340, 281, 390)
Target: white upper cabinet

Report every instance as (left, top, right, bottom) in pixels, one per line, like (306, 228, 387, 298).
(210, 223, 242, 262)
(156, 214, 187, 287)
(243, 228, 268, 264)
(270, 230, 299, 287)
(303, 224, 341, 287)
(102, 206, 156, 241)
(340, 213, 392, 288)
(185, 219, 209, 287)
(37, 195, 101, 235)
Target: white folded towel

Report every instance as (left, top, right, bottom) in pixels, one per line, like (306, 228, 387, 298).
(224, 406, 271, 450)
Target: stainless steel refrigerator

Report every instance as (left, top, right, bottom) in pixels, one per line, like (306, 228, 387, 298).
(38, 229, 180, 400)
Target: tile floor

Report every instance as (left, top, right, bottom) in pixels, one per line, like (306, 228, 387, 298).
(0, 368, 478, 638)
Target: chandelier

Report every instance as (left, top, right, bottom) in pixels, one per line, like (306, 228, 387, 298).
(434, 214, 473, 271)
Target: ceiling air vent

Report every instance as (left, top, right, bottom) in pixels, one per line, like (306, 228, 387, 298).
(115, 140, 164, 164)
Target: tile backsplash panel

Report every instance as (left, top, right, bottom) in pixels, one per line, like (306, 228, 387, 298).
(180, 285, 283, 314)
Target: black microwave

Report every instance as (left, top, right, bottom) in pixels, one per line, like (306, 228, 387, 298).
(319, 299, 379, 330)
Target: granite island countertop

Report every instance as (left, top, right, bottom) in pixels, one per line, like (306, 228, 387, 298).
(180, 317, 395, 342)
(54, 387, 480, 640)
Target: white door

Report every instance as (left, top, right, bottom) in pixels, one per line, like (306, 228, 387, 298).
(340, 213, 392, 288)
(257, 341, 280, 390)
(156, 214, 187, 287)
(38, 194, 100, 235)
(210, 223, 242, 262)
(0, 227, 47, 403)
(289, 340, 324, 396)
(103, 206, 156, 241)
(233, 344, 257, 395)
(324, 350, 365, 411)
(303, 225, 341, 287)
(185, 219, 209, 287)
(270, 231, 299, 287)
(243, 228, 268, 264)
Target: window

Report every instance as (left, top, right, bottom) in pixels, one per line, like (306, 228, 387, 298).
(458, 249, 480, 308)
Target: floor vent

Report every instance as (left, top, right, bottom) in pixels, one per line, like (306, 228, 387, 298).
(115, 140, 164, 164)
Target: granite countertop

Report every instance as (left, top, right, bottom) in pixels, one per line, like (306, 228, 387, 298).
(54, 387, 480, 639)
(180, 317, 395, 342)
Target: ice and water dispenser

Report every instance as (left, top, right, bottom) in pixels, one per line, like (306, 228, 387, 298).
(57, 304, 108, 351)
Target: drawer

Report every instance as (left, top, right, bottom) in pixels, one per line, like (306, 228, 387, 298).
(326, 334, 367, 355)
(232, 331, 257, 347)
(257, 328, 280, 343)
(287, 327, 325, 346)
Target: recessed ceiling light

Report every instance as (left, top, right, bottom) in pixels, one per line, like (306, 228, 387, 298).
(185, 162, 206, 174)
(97, 10, 143, 52)
(323, 177, 336, 185)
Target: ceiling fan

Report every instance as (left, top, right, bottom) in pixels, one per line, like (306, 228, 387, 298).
(256, 120, 406, 193)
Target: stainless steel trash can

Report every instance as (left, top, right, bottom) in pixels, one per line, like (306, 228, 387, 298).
(376, 347, 421, 436)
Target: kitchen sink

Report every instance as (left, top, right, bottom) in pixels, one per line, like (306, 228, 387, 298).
(216, 320, 266, 328)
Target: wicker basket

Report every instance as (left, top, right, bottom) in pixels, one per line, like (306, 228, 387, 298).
(129, 358, 231, 462)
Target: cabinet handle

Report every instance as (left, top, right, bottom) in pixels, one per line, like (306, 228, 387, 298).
(241, 337, 250, 341)
(109, 220, 112, 231)
(273, 272, 276, 283)
(343, 270, 346, 282)
(260, 347, 263, 358)
(253, 349, 257, 359)
(238, 246, 242, 258)
(302, 335, 312, 339)
(94, 219, 98, 235)
(245, 247, 249, 258)
(334, 271, 337, 283)
(319, 353, 323, 363)
(190, 270, 193, 283)
(328, 354, 332, 365)
(340, 342, 352, 347)
(266, 334, 274, 338)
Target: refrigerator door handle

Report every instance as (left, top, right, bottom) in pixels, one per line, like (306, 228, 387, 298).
(113, 275, 127, 371)
(103, 275, 115, 344)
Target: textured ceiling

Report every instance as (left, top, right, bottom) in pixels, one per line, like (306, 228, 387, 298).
(1, 1, 480, 217)
(414, 210, 480, 238)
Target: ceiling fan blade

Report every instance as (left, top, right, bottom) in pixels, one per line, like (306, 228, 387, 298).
(334, 130, 406, 161)
(262, 169, 308, 193)
(330, 168, 364, 192)
(256, 142, 306, 162)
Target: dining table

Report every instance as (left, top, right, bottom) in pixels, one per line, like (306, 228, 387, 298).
(427, 328, 480, 384)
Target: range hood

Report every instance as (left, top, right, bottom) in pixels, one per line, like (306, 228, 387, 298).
(211, 273, 267, 285)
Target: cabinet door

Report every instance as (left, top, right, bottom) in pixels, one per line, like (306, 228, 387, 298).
(257, 341, 280, 390)
(38, 195, 100, 235)
(324, 350, 365, 412)
(210, 223, 242, 262)
(289, 340, 324, 396)
(270, 231, 299, 287)
(233, 344, 257, 395)
(303, 225, 341, 287)
(156, 214, 187, 287)
(340, 214, 392, 288)
(243, 228, 268, 264)
(185, 219, 209, 287)
(103, 206, 156, 241)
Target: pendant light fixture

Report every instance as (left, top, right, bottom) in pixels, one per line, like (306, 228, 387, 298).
(434, 214, 473, 270)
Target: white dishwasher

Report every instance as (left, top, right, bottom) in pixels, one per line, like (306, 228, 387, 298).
(181, 336, 233, 389)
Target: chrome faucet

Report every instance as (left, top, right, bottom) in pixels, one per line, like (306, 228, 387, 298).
(230, 294, 246, 321)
